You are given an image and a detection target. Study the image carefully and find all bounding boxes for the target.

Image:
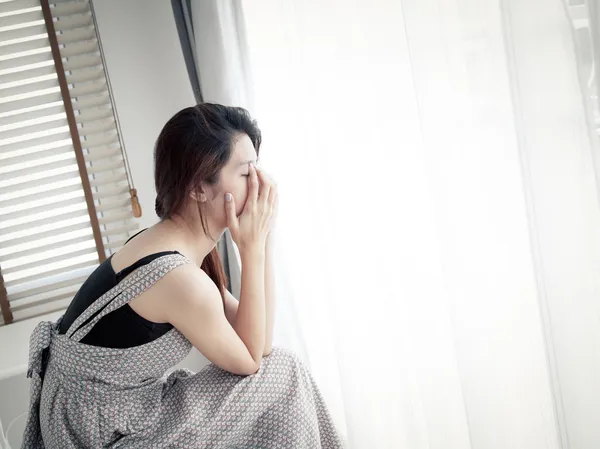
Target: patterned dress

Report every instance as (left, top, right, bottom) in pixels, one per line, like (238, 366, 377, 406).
(22, 254, 343, 448)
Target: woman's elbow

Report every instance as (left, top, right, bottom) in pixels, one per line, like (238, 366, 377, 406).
(263, 345, 273, 357)
(233, 359, 260, 376)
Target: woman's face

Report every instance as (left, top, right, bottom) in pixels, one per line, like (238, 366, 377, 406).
(202, 133, 258, 229)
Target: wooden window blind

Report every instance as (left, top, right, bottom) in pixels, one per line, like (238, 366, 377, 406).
(0, 0, 142, 325)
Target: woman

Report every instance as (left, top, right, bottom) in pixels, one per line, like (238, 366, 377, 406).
(22, 104, 343, 448)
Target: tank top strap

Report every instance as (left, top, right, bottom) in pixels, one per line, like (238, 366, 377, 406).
(66, 253, 192, 342)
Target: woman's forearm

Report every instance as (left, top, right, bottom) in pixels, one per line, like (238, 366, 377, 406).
(263, 235, 276, 355)
(235, 246, 266, 364)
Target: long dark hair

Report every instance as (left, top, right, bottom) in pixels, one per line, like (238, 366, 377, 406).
(154, 103, 261, 297)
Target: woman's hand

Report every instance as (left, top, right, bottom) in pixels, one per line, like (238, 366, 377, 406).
(225, 164, 277, 253)
(258, 168, 278, 235)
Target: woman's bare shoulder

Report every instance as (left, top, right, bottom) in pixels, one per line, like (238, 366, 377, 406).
(155, 262, 220, 304)
(110, 225, 186, 274)
(128, 259, 220, 323)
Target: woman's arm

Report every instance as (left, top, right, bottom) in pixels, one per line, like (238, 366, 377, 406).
(163, 248, 267, 375)
(161, 164, 276, 376)
(222, 235, 274, 356)
(163, 265, 261, 376)
(235, 247, 266, 363)
(221, 163, 274, 365)
(263, 234, 275, 356)
(224, 178, 277, 356)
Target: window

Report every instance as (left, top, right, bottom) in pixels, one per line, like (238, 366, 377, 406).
(0, 0, 141, 325)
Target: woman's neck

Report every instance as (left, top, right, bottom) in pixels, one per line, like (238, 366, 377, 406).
(160, 214, 225, 267)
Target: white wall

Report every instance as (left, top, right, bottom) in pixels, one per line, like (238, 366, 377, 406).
(93, 0, 195, 231)
(92, 0, 210, 374)
(0, 1, 208, 443)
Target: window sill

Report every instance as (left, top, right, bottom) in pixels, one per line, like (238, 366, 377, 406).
(0, 311, 63, 381)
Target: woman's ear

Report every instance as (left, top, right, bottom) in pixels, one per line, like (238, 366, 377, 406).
(190, 186, 208, 203)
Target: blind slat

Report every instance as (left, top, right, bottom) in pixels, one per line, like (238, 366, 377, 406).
(55, 25, 95, 45)
(95, 197, 129, 213)
(62, 53, 101, 71)
(89, 169, 126, 183)
(0, 126, 68, 153)
(0, 179, 80, 210)
(1, 246, 95, 276)
(1, 85, 61, 110)
(104, 239, 126, 250)
(0, 36, 49, 58)
(0, 24, 47, 42)
(10, 294, 74, 315)
(78, 116, 115, 136)
(0, 194, 84, 220)
(1, 47, 50, 68)
(0, 62, 55, 86)
(0, 129, 70, 154)
(1, 0, 141, 324)
(5, 259, 97, 289)
(0, 60, 56, 84)
(9, 274, 89, 302)
(80, 131, 117, 149)
(0, 9, 43, 28)
(0, 90, 63, 114)
(0, 101, 63, 127)
(0, 203, 88, 240)
(101, 223, 138, 239)
(84, 141, 120, 156)
(0, 115, 66, 140)
(60, 39, 97, 58)
(51, 1, 90, 17)
(74, 104, 112, 123)
(89, 172, 128, 186)
(1, 115, 66, 142)
(0, 142, 71, 166)
(98, 211, 133, 225)
(0, 0, 40, 15)
(83, 145, 120, 161)
(1, 77, 58, 100)
(86, 158, 124, 175)
(0, 168, 81, 196)
(0, 49, 53, 72)
(0, 220, 89, 250)
(53, 12, 92, 31)
(71, 91, 109, 109)
(3, 234, 94, 261)
(92, 185, 129, 199)
(68, 79, 107, 97)
(66, 66, 103, 84)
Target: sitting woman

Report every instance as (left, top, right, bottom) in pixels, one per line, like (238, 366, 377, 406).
(22, 104, 343, 448)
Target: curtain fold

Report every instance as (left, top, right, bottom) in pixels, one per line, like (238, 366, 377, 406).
(501, 1, 600, 447)
(171, 0, 248, 298)
(173, 0, 600, 447)
(242, 0, 600, 448)
(171, 0, 203, 104)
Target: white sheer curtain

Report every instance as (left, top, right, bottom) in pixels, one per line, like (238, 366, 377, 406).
(241, 0, 600, 448)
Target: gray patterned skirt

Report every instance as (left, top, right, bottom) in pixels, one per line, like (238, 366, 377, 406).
(21, 254, 343, 448)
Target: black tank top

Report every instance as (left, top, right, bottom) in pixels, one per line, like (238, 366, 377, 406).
(58, 229, 179, 348)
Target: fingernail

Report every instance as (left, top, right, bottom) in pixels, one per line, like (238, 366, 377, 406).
(225, 193, 232, 202)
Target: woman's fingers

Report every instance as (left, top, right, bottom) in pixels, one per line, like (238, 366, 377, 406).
(256, 168, 277, 229)
(255, 166, 271, 208)
(224, 192, 238, 233)
(225, 193, 239, 241)
(245, 163, 259, 211)
(260, 169, 276, 206)
(268, 183, 277, 208)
